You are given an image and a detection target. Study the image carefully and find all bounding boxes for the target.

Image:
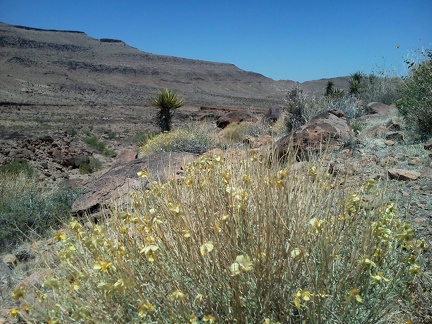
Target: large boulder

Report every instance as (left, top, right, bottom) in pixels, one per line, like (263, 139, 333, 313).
(276, 109, 354, 159)
(263, 107, 282, 124)
(71, 152, 196, 218)
(216, 111, 258, 129)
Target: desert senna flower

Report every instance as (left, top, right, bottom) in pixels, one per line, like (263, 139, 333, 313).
(181, 229, 191, 238)
(346, 288, 363, 303)
(203, 315, 217, 323)
(200, 241, 214, 256)
(290, 247, 308, 260)
(140, 245, 159, 262)
(370, 271, 391, 285)
(230, 254, 253, 276)
(309, 218, 324, 233)
(138, 300, 154, 317)
(169, 289, 186, 301)
(137, 168, 149, 178)
(93, 260, 113, 272)
(357, 256, 377, 268)
(292, 288, 311, 310)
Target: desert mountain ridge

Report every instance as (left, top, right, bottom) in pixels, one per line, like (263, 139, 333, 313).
(0, 21, 351, 108)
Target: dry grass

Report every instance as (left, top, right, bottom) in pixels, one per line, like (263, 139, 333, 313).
(14, 150, 429, 323)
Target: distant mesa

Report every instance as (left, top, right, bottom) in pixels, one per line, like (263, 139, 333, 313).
(11, 23, 85, 34)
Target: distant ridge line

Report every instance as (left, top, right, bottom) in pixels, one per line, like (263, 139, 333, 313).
(9, 23, 85, 34)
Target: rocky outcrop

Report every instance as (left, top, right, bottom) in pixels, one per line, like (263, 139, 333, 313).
(388, 168, 421, 181)
(276, 109, 354, 159)
(216, 111, 258, 129)
(0, 132, 94, 182)
(71, 152, 196, 218)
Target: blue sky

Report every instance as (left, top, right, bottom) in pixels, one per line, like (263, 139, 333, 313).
(1, 0, 431, 82)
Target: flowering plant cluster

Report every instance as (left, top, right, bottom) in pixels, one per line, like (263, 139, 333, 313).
(14, 151, 428, 323)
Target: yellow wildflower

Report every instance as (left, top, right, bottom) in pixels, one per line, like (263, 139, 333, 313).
(370, 271, 391, 285)
(10, 286, 26, 300)
(290, 247, 308, 260)
(169, 203, 182, 215)
(169, 289, 186, 301)
(346, 288, 363, 303)
(137, 169, 149, 178)
(93, 260, 113, 272)
(203, 315, 217, 323)
(140, 245, 159, 262)
(54, 230, 67, 241)
(9, 308, 20, 318)
(200, 241, 214, 256)
(357, 256, 376, 268)
(292, 289, 311, 310)
(190, 314, 198, 323)
(309, 218, 324, 233)
(230, 255, 253, 276)
(181, 229, 191, 238)
(138, 301, 154, 317)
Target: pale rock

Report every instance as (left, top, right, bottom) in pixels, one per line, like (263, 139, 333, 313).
(388, 168, 421, 181)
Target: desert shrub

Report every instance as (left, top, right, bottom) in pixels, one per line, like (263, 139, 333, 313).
(396, 49, 432, 136)
(152, 89, 184, 132)
(218, 122, 271, 146)
(140, 126, 213, 156)
(75, 156, 102, 174)
(65, 127, 78, 137)
(322, 94, 365, 118)
(0, 160, 35, 178)
(0, 173, 79, 250)
(284, 87, 309, 132)
(19, 151, 429, 323)
(82, 136, 116, 157)
(284, 87, 365, 135)
(360, 73, 402, 105)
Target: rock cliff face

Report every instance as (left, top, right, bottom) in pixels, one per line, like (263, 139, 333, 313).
(0, 22, 297, 108)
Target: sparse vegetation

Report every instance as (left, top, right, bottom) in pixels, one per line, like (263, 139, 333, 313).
(152, 89, 185, 132)
(17, 151, 429, 323)
(396, 49, 432, 136)
(140, 126, 213, 156)
(0, 169, 79, 250)
(82, 136, 116, 157)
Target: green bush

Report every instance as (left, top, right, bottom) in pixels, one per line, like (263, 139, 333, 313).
(82, 136, 116, 157)
(19, 152, 429, 323)
(0, 173, 79, 250)
(140, 127, 213, 156)
(396, 49, 432, 136)
(0, 160, 35, 178)
(152, 89, 185, 132)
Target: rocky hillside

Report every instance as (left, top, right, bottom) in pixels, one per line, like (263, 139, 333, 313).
(0, 22, 298, 108)
(0, 22, 353, 108)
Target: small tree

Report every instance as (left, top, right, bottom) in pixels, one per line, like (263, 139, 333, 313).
(152, 89, 184, 132)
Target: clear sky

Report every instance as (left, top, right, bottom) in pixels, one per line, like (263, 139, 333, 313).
(1, 0, 431, 82)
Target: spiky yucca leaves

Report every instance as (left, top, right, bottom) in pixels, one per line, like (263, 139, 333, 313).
(349, 71, 365, 96)
(17, 150, 429, 323)
(152, 89, 184, 132)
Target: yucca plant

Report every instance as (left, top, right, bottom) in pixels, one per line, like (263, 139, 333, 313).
(349, 71, 365, 96)
(152, 89, 184, 132)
